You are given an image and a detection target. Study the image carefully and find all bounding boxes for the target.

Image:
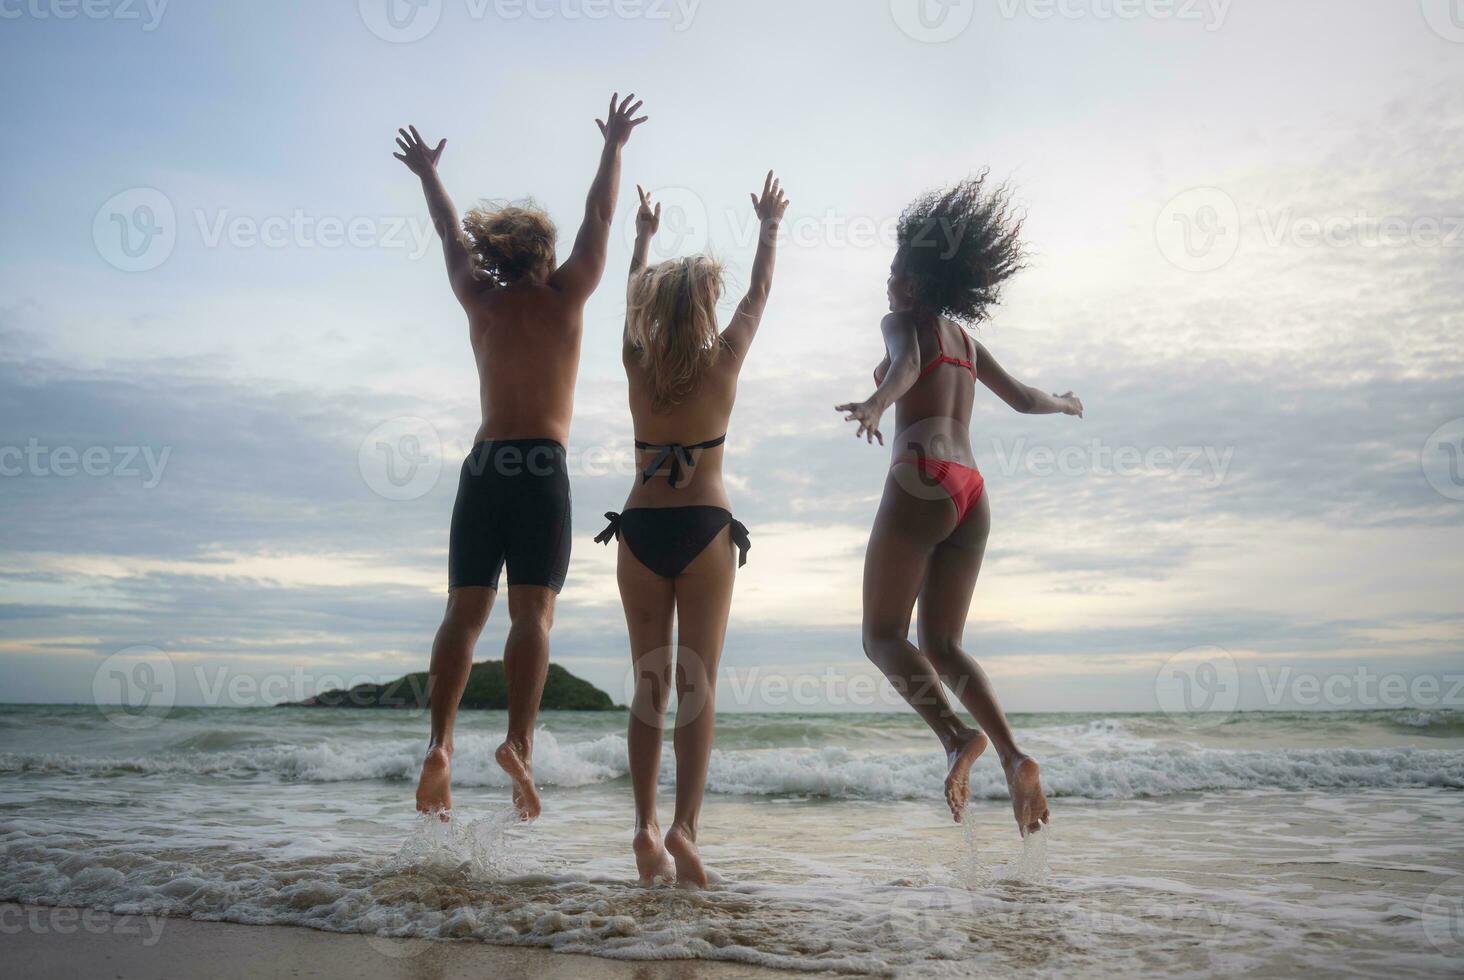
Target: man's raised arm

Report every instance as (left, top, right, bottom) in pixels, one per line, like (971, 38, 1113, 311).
(550, 92, 647, 299)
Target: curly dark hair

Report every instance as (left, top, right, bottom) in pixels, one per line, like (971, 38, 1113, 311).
(461, 200, 557, 287)
(895, 170, 1026, 324)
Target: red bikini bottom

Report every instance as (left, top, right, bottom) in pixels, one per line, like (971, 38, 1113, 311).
(895, 456, 986, 526)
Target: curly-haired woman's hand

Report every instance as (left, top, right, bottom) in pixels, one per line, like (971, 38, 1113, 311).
(836, 397, 886, 445)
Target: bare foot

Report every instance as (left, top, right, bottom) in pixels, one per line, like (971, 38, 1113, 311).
(494, 739, 541, 821)
(1004, 755, 1050, 837)
(633, 825, 676, 886)
(415, 746, 452, 820)
(664, 824, 707, 889)
(943, 730, 989, 822)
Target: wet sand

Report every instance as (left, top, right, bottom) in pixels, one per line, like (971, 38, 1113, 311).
(0, 903, 797, 980)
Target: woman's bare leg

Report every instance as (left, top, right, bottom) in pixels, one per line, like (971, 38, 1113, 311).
(862, 470, 984, 788)
(917, 493, 1049, 835)
(416, 586, 494, 816)
(663, 527, 736, 889)
(617, 543, 677, 884)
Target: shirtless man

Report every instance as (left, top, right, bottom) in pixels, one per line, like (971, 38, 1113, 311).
(395, 93, 648, 820)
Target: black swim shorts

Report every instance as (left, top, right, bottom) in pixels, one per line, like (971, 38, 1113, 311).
(448, 439, 572, 593)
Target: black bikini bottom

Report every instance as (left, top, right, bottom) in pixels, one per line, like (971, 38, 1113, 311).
(595, 507, 751, 579)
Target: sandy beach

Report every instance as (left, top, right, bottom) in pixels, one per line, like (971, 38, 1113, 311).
(0, 903, 792, 980)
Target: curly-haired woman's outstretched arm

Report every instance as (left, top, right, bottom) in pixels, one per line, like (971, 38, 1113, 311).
(973, 340, 1084, 417)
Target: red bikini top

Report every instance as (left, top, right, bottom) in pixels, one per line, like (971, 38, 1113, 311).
(874, 326, 977, 386)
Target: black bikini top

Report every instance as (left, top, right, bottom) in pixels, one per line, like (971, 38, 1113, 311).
(634, 434, 726, 486)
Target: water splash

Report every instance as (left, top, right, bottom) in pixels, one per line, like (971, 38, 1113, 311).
(392, 807, 531, 879)
(951, 812, 1052, 889)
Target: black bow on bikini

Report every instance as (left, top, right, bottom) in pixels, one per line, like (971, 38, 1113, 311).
(634, 435, 726, 486)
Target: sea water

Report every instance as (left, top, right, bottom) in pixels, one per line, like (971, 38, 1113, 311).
(2, 706, 1461, 976)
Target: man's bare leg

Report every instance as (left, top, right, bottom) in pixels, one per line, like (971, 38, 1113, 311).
(493, 585, 555, 820)
(416, 587, 494, 818)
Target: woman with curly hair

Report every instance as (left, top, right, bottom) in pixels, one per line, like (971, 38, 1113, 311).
(837, 173, 1082, 836)
(596, 173, 788, 887)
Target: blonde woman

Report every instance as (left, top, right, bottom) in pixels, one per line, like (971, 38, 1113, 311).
(595, 174, 788, 887)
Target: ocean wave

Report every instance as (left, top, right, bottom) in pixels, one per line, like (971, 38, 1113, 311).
(3, 735, 1460, 801)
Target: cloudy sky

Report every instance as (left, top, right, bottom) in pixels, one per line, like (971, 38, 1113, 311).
(1, 0, 1461, 713)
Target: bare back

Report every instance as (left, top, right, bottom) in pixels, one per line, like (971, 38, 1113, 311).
(884, 312, 978, 468)
(466, 281, 585, 447)
(622, 344, 742, 511)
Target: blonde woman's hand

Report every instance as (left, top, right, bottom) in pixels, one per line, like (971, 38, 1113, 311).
(634, 185, 661, 239)
(750, 170, 789, 226)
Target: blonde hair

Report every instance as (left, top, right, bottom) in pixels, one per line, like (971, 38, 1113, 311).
(461, 200, 556, 287)
(626, 256, 725, 412)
